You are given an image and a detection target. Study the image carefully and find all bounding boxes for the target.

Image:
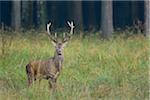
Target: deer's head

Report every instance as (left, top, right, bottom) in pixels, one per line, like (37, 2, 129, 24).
(47, 21, 75, 56)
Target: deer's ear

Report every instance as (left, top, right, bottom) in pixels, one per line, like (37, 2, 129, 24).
(51, 41, 57, 46)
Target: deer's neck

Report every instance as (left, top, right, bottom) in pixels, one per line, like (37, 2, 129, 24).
(54, 54, 64, 62)
(53, 52, 64, 70)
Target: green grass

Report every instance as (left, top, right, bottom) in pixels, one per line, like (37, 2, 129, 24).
(0, 32, 149, 100)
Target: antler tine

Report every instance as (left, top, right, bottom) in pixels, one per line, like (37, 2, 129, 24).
(67, 21, 75, 35)
(63, 21, 75, 43)
(63, 33, 66, 38)
(47, 22, 52, 35)
(47, 22, 57, 42)
(55, 33, 57, 38)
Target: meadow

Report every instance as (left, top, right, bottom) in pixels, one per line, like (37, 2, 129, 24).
(0, 31, 149, 100)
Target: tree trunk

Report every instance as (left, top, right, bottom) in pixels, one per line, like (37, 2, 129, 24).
(0, 1, 1, 26)
(36, 1, 41, 28)
(50, 2, 59, 27)
(101, 1, 113, 39)
(145, 0, 150, 37)
(11, 0, 21, 30)
(22, 1, 28, 28)
(131, 1, 139, 21)
(36, 1, 47, 30)
(73, 1, 83, 31)
(28, 2, 33, 28)
(87, 2, 96, 31)
(22, 1, 33, 29)
(40, 1, 46, 29)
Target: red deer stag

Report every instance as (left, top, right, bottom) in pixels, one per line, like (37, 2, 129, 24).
(26, 21, 74, 89)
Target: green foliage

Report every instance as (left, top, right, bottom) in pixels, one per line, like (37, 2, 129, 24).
(0, 33, 148, 99)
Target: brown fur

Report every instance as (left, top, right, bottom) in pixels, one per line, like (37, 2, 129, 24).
(26, 55, 63, 88)
(26, 21, 74, 90)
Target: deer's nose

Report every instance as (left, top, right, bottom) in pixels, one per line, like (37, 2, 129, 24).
(57, 50, 62, 55)
(58, 50, 61, 53)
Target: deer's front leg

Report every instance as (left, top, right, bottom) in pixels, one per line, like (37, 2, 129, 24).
(54, 71, 60, 79)
(48, 77, 56, 92)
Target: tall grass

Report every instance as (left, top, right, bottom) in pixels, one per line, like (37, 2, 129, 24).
(0, 32, 149, 100)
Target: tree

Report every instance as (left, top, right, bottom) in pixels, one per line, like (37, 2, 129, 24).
(36, 1, 41, 27)
(101, 1, 113, 38)
(11, 0, 21, 30)
(22, 1, 28, 28)
(131, 1, 139, 21)
(22, 1, 33, 29)
(36, 1, 47, 30)
(87, 1, 96, 31)
(72, 1, 83, 31)
(0, 1, 1, 26)
(145, 0, 150, 37)
(47, 1, 59, 28)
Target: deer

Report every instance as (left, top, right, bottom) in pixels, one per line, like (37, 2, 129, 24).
(26, 21, 74, 90)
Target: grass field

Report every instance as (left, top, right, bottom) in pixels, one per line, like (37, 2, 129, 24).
(0, 32, 149, 100)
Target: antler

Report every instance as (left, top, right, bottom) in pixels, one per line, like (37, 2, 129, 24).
(67, 21, 75, 35)
(47, 22, 57, 43)
(63, 21, 75, 43)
